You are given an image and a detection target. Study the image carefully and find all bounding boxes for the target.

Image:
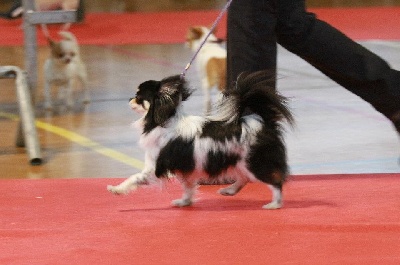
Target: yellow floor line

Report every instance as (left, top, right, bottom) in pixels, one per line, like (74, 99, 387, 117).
(0, 111, 144, 170)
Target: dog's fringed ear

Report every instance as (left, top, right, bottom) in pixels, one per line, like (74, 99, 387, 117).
(159, 82, 179, 97)
(160, 75, 192, 101)
(48, 37, 56, 47)
(189, 26, 204, 39)
(151, 75, 192, 125)
(152, 79, 181, 125)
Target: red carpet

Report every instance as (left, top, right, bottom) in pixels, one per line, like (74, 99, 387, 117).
(0, 174, 399, 265)
(0, 7, 400, 46)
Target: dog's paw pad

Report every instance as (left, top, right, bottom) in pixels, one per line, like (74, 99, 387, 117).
(171, 199, 192, 207)
(262, 201, 282, 210)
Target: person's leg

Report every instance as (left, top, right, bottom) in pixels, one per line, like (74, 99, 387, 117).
(212, 0, 278, 185)
(276, 0, 400, 132)
(226, 0, 278, 88)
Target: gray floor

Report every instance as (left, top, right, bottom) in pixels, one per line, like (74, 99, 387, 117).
(277, 41, 399, 174)
(1, 41, 399, 179)
(182, 41, 400, 175)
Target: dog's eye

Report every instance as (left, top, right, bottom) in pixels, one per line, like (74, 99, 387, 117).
(58, 53, 65, 58)
(70, 52, 75, 57)
(135, 96, 143, 104)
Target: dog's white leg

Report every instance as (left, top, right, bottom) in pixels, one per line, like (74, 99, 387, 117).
(81, 77, 90, 104)
(43, 81, 53, 110)
(79, 66, 90, 104)
(218, 178, 248, 196)
(65, 80, 74, 109)
(172, 179, 196, 207)
(107, 173, 149, 195)
(57, 85, 68, 108)
(108, 153, 155, 195)
(262, 185, 283, 209)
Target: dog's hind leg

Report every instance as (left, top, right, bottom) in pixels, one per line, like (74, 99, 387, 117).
(172, 179, 197, 207)
(262, 185, 283, 210)
(218, 178, 248, 196)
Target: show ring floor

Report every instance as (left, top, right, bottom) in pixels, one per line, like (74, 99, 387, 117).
(1, 174, 399, 264)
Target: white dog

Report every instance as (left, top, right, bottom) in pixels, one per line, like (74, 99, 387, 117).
(43, 31, 88, 110)
(186, 26, 226, 114)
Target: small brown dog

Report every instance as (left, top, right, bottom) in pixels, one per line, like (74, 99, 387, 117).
(186, 26, 226, 114)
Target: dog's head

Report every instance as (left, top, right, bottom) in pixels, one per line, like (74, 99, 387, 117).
(185, 26, 222, 49)
(130, 75, 192, 132)
(47, 31, 79, 65)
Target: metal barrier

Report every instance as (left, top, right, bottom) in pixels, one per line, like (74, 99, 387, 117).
(0, 66, 42, 165)
(0, 1, 81, 165)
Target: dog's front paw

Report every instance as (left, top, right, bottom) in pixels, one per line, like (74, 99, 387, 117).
(107, 184, 133, 195)
(172, 198, 192, 207)
(262, 201, 282, 210)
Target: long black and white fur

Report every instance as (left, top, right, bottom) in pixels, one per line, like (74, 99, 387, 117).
(107, 71, 294, 209)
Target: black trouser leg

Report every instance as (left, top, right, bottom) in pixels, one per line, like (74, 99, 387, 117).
(276, 1, 400, 120)
(227, 0, 278, 88)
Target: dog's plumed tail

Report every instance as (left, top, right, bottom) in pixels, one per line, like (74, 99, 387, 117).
(212, 71, 294, 127)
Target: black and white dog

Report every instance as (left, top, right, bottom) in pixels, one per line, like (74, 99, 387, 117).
(107, 71, 294, 209)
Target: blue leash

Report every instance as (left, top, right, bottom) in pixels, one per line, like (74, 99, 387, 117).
(180, 0, 233, 80)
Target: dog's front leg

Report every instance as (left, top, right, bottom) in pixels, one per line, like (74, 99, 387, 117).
(108, 153, 155, 195)
(78, 66, 90, 104)
(107, 171, 151, 195)
(81, 77, 90, 104)
(43, 81, 53, 110)
(65, 80, 74, 109)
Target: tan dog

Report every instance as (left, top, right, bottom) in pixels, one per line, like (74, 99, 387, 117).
(43, 31, 88, 110)
(186, 26, 226, 114)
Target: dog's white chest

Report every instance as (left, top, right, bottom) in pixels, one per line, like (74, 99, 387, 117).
(45, 60, 77, 84)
